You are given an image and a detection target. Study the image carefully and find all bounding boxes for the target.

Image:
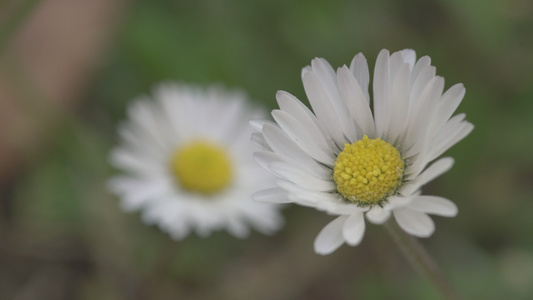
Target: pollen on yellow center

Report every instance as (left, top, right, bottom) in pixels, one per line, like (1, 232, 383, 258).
(170, 140, 233, 194)
(333, 135, 404, 206)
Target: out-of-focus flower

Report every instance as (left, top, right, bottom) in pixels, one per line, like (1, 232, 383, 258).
(109, 83, 284, 240)
(252, 49, 473, 254)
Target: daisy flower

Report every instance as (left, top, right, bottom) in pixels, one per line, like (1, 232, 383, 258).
(108, 83, 284, 240)
(252, 49, 473, 255)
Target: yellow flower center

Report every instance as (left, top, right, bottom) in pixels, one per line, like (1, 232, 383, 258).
(170, 140, 233, 194)
(333, 135, 404, 206)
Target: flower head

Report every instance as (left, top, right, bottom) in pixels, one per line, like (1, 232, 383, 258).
(109, 83, 284, 240)
(252, 49, 473, 254)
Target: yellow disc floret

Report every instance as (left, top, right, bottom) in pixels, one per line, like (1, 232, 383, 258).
(333, 135, 404, 206)
(170, 140, 233, 194)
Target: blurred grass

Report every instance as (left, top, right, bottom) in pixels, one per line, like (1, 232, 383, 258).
(0, 0, 42, 53)
(2, 0, 533, 299)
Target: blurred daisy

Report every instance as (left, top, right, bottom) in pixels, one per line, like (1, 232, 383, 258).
(108, 83, 283, 240)
(252, 49, 473, 254)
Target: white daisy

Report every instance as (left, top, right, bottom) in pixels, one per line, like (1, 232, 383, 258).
(108, 82, 284, 240)
(252, 49, 473, 255)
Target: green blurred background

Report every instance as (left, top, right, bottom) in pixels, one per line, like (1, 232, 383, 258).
(1, 0, 532, 299)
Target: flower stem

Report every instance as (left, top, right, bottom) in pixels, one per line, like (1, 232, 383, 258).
(384, 219, 462, 300)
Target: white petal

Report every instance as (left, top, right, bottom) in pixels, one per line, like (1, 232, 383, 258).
(311, 59, 358, 142)
(321, 199, 369, 216)
(430, 83, 466, 134)
(389, 51, 406, 79)
(366, 206, 391, 224)
(387, 63, 411, 142)
(127, 98, 172, 151)
(327, 88, 358, 143)
(311, 58, 340, 102)
(337, 66, 375, 138)
(302, 70, 346, 148)
(109, 148, 163, 176)
(428, 113, 466, 156)
(410, 63, 435, 108)
(117, 123, 163, 160)
(155, 86, 189, 142)
(249, 119, 277, 132)
(276, 180, 334, 207)
(428, 121, 474, 162)
(240, 202, 284, 235)
(251, 132, 272, 151)
(276, 91, 338, 153)
(401, 157, 454, 195)
(255, 131, 332, 180)
(404, 76, 444, 154)
(276, 181, 365, 215)
(349, 53, 370, 101)
(253, 151, 282, 170)
(342, 213, 366, 246)
(269, 162, 336, 192)
(271, 109, 335, 165)
(408, 196, 458, 217)
(210, 97, 246, 141)
(252, 188, 292, 203)
(393, 208, 435, 238)
(167, 218, 190, 241)
(314, 215, 348, 255)
(405, 143, 429, 180)
(373, 49, 391, 137)
(410, 55, 431, 84)
(434, 113, 466, 139)
(400, 49, 416, 69)
(109, 177, 171, 211)
(226, 217, 251, 239)
(301, 65, 312, 79)
(387, 195, 413, 209)
(141, 199, 179, 225)
(262, 124, 324, 168)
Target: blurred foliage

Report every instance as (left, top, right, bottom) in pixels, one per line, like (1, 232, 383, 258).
(2, 0, 533, 299)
